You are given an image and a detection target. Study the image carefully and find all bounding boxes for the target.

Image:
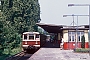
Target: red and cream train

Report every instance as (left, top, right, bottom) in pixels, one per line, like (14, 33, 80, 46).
(22, 32, 46, 50)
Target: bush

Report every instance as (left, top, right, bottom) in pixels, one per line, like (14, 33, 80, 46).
(0, 46, 4, 56)
(1, 47, 22, 60)
(0, 54, 9, 60)
(81, 35, 85, 48)
(74, 48, 89, 53)
(0, 50, 3, 55)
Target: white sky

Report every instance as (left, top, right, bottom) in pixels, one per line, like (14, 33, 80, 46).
(39, 0, 90, 26)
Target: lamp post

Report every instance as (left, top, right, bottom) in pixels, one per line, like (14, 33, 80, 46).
(63, 14, 89, 50)
(68, 4, 90, 56)
(63, 14, 89, 26)
(63, 14, 76, 26)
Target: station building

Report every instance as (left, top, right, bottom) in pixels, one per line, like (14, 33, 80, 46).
(37, 23, 89, 50)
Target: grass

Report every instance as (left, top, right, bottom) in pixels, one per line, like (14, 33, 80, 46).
(0, 47, 22, 60)
(10, 47, 22, 55)
(74, 48, 89, 53)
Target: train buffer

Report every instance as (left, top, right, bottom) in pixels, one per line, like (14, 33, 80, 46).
(28, 48, 90, 60)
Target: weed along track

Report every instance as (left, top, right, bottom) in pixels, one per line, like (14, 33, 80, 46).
(5, 50, 34, 60)
(5, 51, 26, 60)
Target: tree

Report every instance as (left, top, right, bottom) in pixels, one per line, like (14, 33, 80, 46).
(0, 0, 40, 54)
(81, 35, 85, 48)
(2, 0, 40, 34)
(0, 8, 5, 55)
(0, 17, 4, 55)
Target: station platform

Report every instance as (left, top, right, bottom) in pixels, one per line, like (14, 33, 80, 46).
(28, 48, 90, 60)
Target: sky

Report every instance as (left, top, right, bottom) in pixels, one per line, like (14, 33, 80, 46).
(39, 0, 90, 26)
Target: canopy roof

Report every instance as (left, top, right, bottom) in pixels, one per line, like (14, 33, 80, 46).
(36, 23, 89, 33)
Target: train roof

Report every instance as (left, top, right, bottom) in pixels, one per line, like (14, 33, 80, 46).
(23, 32, 39, 34)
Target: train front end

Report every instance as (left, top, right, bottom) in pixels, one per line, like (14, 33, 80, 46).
(22, 32, 40, 51)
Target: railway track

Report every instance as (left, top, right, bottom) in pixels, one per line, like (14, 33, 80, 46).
(5, 51, 26, 60)
(5, 47, 39, 60)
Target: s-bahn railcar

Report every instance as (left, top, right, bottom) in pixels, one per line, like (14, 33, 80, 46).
(22, 32, 46, 51)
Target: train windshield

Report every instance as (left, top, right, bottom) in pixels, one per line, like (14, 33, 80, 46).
(36, 34, 39, 38)
(29, 34, 34, 40)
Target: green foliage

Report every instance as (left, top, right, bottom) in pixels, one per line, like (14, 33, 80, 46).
(0, 46, 3, 55)
(38, 27, 44, 34)
(2, 0, 40, 34)
(0, 47, 22, 60)
(81, 35, 85, 48)
(0, 16, 4, 55)
(0, 20, 3, 34)
(0, 0, 40, 56)
(0, 54, 9, 60)
(74, 48, 89, 53)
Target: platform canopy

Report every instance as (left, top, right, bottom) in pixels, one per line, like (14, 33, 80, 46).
(36, 23, 89, 33)
(36, 23, 66, 33)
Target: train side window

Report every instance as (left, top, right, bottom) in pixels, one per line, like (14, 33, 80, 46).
(24, 34, 27, 39)
(36, 34, 39, 38)
(29, 34, 34, 40)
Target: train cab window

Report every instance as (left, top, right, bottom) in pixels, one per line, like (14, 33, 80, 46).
(36, 34, 39, 38)
(24, 34, 27, 39)
(29, 34, 34, 40)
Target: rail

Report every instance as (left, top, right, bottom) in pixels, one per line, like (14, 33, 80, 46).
(5, 51, 26, 60)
